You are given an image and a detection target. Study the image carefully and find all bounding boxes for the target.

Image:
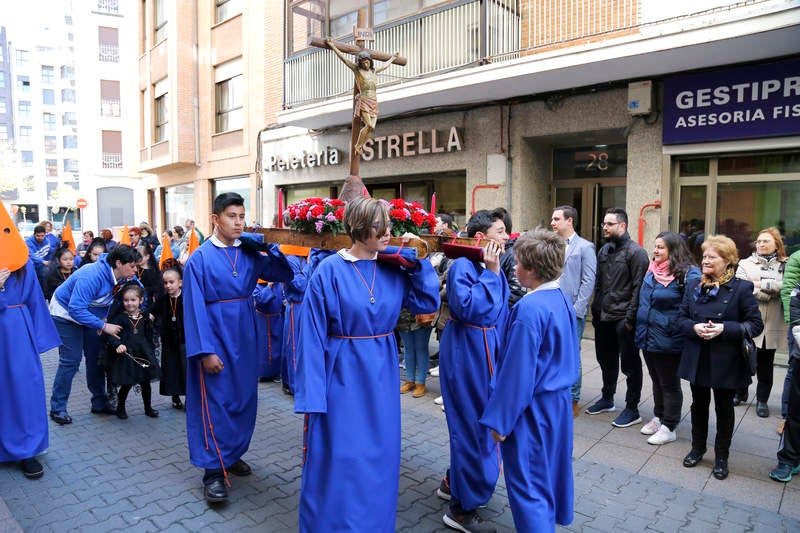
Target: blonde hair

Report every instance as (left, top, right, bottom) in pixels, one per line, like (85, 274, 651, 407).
(756, 226, 786, 260)
(702, 235, 739, 266)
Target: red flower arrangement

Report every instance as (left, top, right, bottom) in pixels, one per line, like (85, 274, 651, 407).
(382, 198, 436, 237)
(283, 197, 346, 235)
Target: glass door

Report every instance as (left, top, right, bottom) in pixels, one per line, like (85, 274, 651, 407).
(554, 179, 625, 249)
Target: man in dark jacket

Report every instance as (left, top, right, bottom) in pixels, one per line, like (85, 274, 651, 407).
(586, 208, 649, 428)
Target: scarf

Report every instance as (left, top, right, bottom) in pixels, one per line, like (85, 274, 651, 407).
(700, 265, 735, 293)
(757, 252, 778, 263)
(648, 260, 675, 287)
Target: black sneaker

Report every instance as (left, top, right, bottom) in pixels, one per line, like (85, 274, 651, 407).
(585, 398, 616, 415)
(436, 473, 451, 501)
(21, 458, 44, 479)
(770, 462, 800, 482)
(612, 408, 642, 428)
(443, 509, 496, 533)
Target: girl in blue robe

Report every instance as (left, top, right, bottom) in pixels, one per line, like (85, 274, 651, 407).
(253, 282, 284, 380)
(182, 192, 293, 503)
(480, 229, 578, 531)
(294, 197, 440, 532)
(0, 260, 60, 478)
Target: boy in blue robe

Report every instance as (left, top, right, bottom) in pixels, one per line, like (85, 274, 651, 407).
(0, 261, 61, 479)
(480, 229, 578, 531)
(253, 282, 284, 380)
(438, 210, 509, 531)
(183, 193, 293, 503)
(294, 197, 440, 532)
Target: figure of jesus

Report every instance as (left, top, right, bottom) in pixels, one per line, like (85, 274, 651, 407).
(326, 37, 399, 155)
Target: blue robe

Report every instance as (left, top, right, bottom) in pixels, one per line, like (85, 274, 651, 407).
(183, 240, 292, 470)
(253, 283, 284, 379)
(439, 257, 509, 510)
(0, 260, 60, 461)
(295, 251, 440, 532)
(479, 286, 578, 531)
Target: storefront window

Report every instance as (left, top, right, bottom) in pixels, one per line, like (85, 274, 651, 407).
(677, 185, 707, 263)
(163, 184, 195, 233)
(213, 176, 251, 220)
(718, 153, 800, 175)
(716, 180, 800, 258)
(678, 159, 709, 177)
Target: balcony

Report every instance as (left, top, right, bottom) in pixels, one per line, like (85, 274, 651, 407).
(99, 44, 119, 63)
(96, 0, 119, 15)
(102, 152, 122, 169)
(100, 98, 121, 118)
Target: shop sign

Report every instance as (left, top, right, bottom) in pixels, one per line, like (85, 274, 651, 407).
(361, 126, 463, 161)
(663, 58, 800, 145)
(265, 146, 341, 172)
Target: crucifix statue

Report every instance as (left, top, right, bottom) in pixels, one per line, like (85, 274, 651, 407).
(309, 11, 407, 201)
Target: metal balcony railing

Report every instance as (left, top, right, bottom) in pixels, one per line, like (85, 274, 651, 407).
(284, 0, 647, 109)
(97, 0, 119, 15)
(102, 152, 122, 169)
(98, 44, 119, 63)
(100, 99, 121, 117)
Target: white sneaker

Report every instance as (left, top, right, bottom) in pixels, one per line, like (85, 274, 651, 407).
(647, 425, 676, 445)
(430, 366, 439, 377)
(434, 395, 444, 405)
(641, 417, 661, 435)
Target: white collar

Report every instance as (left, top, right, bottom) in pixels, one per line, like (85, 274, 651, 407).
(338, 248, 377, 262)
(209, 234, 240, 248)
(530, 279, 560, 294)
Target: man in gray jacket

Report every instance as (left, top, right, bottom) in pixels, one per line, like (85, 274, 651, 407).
(552, 206, 596, 417)
(587, 207, 649, 428)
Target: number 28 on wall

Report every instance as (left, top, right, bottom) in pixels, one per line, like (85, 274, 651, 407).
(585, 151, 609, 171)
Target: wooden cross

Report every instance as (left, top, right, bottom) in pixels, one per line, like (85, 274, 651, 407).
(309, 9, 407, 201)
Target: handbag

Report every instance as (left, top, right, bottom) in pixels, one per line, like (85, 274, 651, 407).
(741, 323, 757, 376)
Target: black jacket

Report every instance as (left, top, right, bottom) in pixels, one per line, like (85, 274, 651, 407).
(677, 276, 764, 389)
(500, 247, 526, 308)
(591, 233, 649, 324)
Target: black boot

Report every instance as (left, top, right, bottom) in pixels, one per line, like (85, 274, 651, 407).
(142, 382, 159, 418)
(116, 385, 130, 419)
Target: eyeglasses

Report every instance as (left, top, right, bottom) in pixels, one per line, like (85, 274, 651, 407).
(601, 222, 620, 228)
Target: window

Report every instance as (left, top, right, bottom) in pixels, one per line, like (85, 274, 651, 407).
(102, 130, 122, 168)
(15, 49, 29, 65)
(0, 100, 6, 114)
(329, 1, 367, 38)
(43, 113, 56, 131)
(65, 15, 73, 25)
(97, 0, 120, 14)
(63, 135, 78, 149)
(162, 183, 194, 230)
(0, 72, 4, 88)
(154, 93, 168, 142)
(154, 0, 167, 43)
(41, 66, 55, 84)
(42, 89, 55, 105)
(100, 80, 120, 117)
(61, 89, 76, 103)
(19, 126, 32, 138)
(215, 58, 243, 133)
(216, 0, 242, 23)
(44, 136, 57, 153)
(18, 101, 31, 118)
(63, 159, 79, 173)
(17, 76, 30, 94)
(63, 112, 77, 126)
(0, 124, 8, 141)
(21, 151, 34, 166)
(45, 159, 58, 177)
(373, 0, 417, 25)
(99, 27, 120, 62)
(213, 176, 251, 216)
(61, 66, 74, 80)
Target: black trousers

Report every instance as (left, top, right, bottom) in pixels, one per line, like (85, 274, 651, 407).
(778, 356, 800, 466)
(594, 319, 642, 409)
(689, 384, 735, 459)
(117, 382, 152, 410)
(643, 351, 683, 430)
(738, 347, 776, 402)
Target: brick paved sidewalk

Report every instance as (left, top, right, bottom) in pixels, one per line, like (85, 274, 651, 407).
(2, 344, 799, 532)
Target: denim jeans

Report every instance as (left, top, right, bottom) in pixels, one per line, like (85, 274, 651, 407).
(50, 317, 110, 413)
(399, 328, 432, 384)
(570, 317, 586, 402)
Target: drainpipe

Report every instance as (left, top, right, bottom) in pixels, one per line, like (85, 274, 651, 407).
(505, 104, 512, 215)
(192, 0, 200, 167)
(637, 200, 662, 246)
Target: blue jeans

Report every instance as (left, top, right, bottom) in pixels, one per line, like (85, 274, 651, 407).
(50, 317, 110, 413)
(570, 317, 586, 401)
(400, 328, 432, 384)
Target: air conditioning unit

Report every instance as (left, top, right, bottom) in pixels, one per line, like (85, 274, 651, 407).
(628, 80, 653, 116)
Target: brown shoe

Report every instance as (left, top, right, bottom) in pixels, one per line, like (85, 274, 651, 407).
(778, 419, 786, 436)
(400, 381, 415, 394)
(572, 400, 580, 418)
(412, 383, 426, 398)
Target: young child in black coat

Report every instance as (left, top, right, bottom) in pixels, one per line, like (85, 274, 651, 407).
(150, 266, 187, 409)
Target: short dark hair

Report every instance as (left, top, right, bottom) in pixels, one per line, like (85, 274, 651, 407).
(34, 225, 46, 234)
(491, 207, 512, 235)
(213, 192, 245, 215)
(605, 207, 628, 226)
(554, 205, 578, 226)
(118, 283, 145, 300)
(83, 231, 94, 238)
(466, 210, 504, 238)
(106, 244, 141, 266)
(172, 225, 185, 238)
(53, 246, 74, 264)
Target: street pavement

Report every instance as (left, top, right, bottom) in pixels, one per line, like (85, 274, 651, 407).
(2, 338, 800, 532)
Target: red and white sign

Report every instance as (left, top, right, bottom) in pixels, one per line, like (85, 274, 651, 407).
(76, 198, 88, 209)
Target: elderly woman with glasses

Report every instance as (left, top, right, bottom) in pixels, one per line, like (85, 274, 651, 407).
(294, 196, 440, 533)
